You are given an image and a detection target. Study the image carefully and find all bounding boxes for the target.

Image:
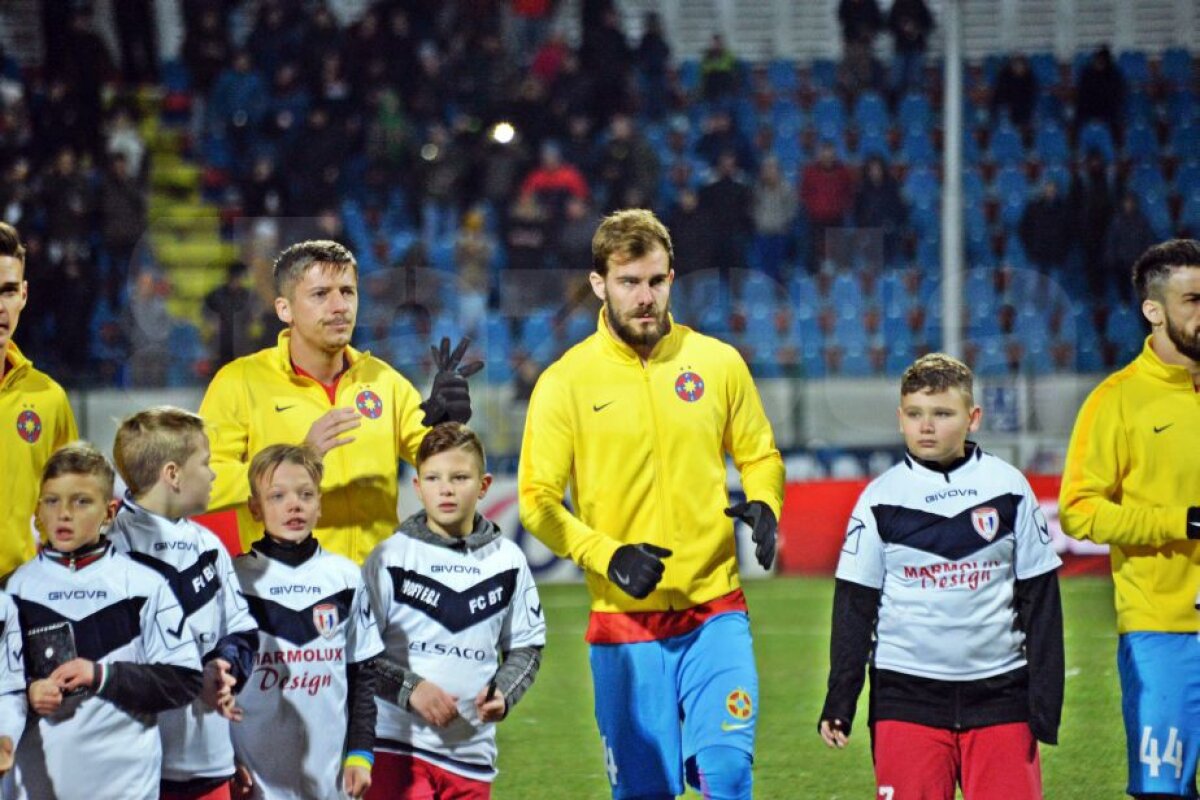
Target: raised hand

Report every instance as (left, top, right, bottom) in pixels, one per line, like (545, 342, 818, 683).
(420, 337, 485, 426)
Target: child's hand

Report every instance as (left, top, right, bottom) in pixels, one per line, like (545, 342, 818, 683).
(819, 718, 850, 749)
(202, 658, 242, 720)
(474, 682, 506, 723)
(343, 764, 371, 798)
(408, 679, 460, 727)
(28, 679, 63, 716)
(49, 658, 96, 693)
(0, 735, 13, 774)
(231, 762, 254, 799)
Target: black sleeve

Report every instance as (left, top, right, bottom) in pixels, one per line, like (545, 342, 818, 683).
(205, 630, 259, 693)
(818, 579, 880, 737)
(492, 646, 543, 716)
(1014, 570, 1064, 745)
(368, 656, 423, 710)
(96, 663, 203, 715)
(345, 659, 378, 756)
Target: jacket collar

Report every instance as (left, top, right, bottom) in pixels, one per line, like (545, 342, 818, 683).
(273, 329, 365, 380)
(903, 441, 984, 483)
(594, 307, 683, 364)
(1137, 335, 1198, 390)
(398, 511, 501, 552)
(1, 341, 30, 389)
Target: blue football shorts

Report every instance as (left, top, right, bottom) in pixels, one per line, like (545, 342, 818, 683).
(589, 611, 759, 800)
(1118, 631, 1200, 798)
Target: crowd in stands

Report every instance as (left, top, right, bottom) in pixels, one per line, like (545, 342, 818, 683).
(1, 0, 1196, 392)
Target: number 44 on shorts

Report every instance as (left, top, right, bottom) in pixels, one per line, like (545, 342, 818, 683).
(1140, 725, 1184, 780)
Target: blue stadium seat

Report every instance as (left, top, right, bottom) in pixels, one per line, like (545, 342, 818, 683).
(1166, 90, 1198, 125)
(563, 310, 593, 345)
(1123, 123, 1158, 161)
(855, 128, 891, 161)
(1117, 51, 1150, 86)
(1141, 192, 1173, 239)
(767, 59, 798, 92)
(1104, 306, 1146, 346)
(901, 129, 937, 165)
(884, 341, 914, 375)
(812, 59, 838, 90)
(853, 92, 889, 131)
(1076, 335, 1105, 372)
(1124, 91, 1156, 126)
(521, 310, 559, 363)
(811, 94, 846, 141)
(1029, 53, 1058, 87)
(1170, 122, 1200, 157)
(1041, 162, 1071, 193)
(898, 94, 932, 131)
(678, 60, 701, 93)
(833, 307, 869, 346)
(902, 166, 938, 205)
(1175, 160, 1200, 196)
(1023, 339, 1055, 375)
(989, 123, 1024, 165)
(993, 164, 1029, 199)
(1079, 121, 1116, 161)
(483, 317, 512, 380)
(1033, 122, 1070, 164)
(972, 338, 1010, 377)
(1162, 48, 1193, 90)
(839, 345, 874, 377)
(741, 272, 777, 309)
(1127, 162, 1167, 197)
(1179, 192, 1200, 232)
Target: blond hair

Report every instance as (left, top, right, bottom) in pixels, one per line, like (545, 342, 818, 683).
(113, 406, 207, 497)
(900, 353, 975, 404)
(248, 444, 324, 498)
(591, 208, 674, 276)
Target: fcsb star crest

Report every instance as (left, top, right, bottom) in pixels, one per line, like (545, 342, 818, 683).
(355, 389, 383, 419)
(674, 371, 705, 403)
(16, 409, 42, 444)
(726, 688, 752, 720)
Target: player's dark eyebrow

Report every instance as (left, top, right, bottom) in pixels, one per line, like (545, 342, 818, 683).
(0, 280, 20, 292)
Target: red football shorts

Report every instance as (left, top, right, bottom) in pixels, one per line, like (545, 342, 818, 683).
(871, 720, 1043, 800)
(366, 752, 491, 800)
(161, 782, 231, 800)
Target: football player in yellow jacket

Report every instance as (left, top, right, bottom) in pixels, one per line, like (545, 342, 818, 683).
(1059, 239, 1200, 799)
(519, 209, 784, 800)
(200, 240, 480, 563)
(0, 222, 77, 580)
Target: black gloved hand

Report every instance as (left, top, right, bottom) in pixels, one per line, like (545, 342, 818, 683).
(725, 501, 778, 570)
(607, 543, 673, 599)
(420, 337, 485, 426)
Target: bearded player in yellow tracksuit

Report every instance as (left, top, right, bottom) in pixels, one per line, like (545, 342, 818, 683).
(519, 209, 785, 800)
(200, 240, 481, 563)
(0, 222, 77, 581)
(1060, 239, 1200, 800)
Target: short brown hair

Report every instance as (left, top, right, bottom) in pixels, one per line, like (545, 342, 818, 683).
(900, 353, 974, 404)
(0, 221, 26, 266)
(248, 444, 324, 498)
(416, 423, 486, 472)
(42, 442, 116, 499)
(1131, 238, 1200, 303)
(591, 208, 674, 276)
(272, 240, 357, 297)
(113, 406, 207, 497)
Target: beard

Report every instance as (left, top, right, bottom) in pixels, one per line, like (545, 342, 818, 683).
(606, 301, 671, 350)
(1165, 311, 1200, 362)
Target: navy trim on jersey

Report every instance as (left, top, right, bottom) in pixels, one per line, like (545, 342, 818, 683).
(242, 589, 354, 647)
(15, 597, 147, 662)
(871, 493, 1023, 560)
(125, 549, 222, 622)
(374, 738, 493, 776)
(386, 567, 519, 634)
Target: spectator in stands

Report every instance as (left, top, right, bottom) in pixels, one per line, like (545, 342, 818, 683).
(1104, 193, 1157, 304)
(700, 151, 754, 280)
(990, 54, 1038, 128)
(182, 7, 232, 98)
(455, 207, 497, 332)
(113, 0, 158, 84)
(504, 193, 556, 308)
(837, 0, 885, 101)
(801, 140, 856, 271)
(700, 34, 738, 103)
(519, 140, 590, 222)
(240, 155, 288, 218)
(853, 155, 907, 265)
(1075, 45, 1125, 139)
(209, 50, 268, 171)
(579, 5, 631, 122)
(56, 243, 99, 377)
(560, 113, 600, 183)
(1019, 180, 1075, 273)
(666, 188, 715, 280)
(530, 30, 570, 87)
(0, 159, 34, 233)
(597, 113, 660, 212)
(313, 50, 355, 118)
(556, 195, 601, 273)
(365, 88, 414, 176)
(637, 12, 671, 119)
(40, 147, 93, 251)
(418, 123, 466, 244)
(247, 3, 303, 87)
(99, 153, 146, 310)
(123, 270, 172, 386)
(752, 156, 798, 284)
(264, 62, 311, 154)
(204, 261, 257, 370)
(287, 107, 347, 215)
(105, 107, 146, 179)
(1071, 150, 1116, 299)
(694, 109, 757, 175)
(55, 8, 112, 157)
(887, 0, 934, 99)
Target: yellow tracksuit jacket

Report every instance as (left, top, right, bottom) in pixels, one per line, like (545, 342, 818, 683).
(1, 342, 77, 579)
(1059, 337, 1200, 633)
(199, 331, 428, 562)
(518, 312, 785, 614)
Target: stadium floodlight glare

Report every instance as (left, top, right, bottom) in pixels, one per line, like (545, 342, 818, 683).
(420, 143, 439, 161)
(492, 122, 516, 144)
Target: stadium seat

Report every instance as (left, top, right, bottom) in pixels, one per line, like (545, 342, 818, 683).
(898, 94, 932, 131)
(839, 345, 874, 377)
(853, 92, 889, 131)
(1179, 192, 1200, 232)
(884, 341, 913, 375)
(989, 123, 1024, 165)
(1123, 122, 1158, 162)
(900, 129, 937, 165)
(1141, 192, 1173, 239)
(1104, 306, 1146, 346)
(1127, 162, 1167, 197)
(1033, 122, 1070, 164)
(1029, 53, 1058, 88)
(902, 166, 938, 204)
(1116, 51, 1150, 86)
(1166, 90, 1198, 126)
(1170, 122, 1200, 158)
(855, 128, 891, 161)
(1162, 48, 1193, 89)
(811, 95, 847, 141)
(1175, 160, 1200, 196)
(678, 60, 701, 93)
(767, 59, 798, 92)
(1041, 162, 1071, 193)
(1079, 121, 1116, 161)
(1124, 91, 1155, 127)
(811, 59, 838, 90)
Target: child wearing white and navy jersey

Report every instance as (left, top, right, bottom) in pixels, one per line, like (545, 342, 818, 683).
(363, 423, 546, 799)
(7, 443, 202, 800)
(231, 444, 384, 799)
(108, 407, 259, 800)
(818, 354, 1064, 800)
(0, 591, 26, 778)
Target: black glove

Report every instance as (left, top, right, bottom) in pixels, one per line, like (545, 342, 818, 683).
(607, 543, 672, 599)
(725, 501, 777, 570)
(420, 337, 485, 426)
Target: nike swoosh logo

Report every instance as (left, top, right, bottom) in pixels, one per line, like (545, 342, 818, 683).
(721, 722, 751, 732)
(275, 404, 295, 412)
(1153, 424, 1173, 433)
(592, 401, 614, 412)
(612, 570, 630, 585)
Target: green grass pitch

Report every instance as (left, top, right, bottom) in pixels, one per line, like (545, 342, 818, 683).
(494, 576, 1125, 798)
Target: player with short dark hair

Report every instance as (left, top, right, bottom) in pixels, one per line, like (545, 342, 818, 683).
(198, 239, 482, 562)
(0, 221, 78, 580)
(108, 406, 259, 800)
(364, 423, 545, 799)
(1060, 238, 1200, 799)
(8, 442, 203, 800)
(232, 443, 385, 799)
(518, 209, 784, 800)
(820, 353, 1064, 800)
